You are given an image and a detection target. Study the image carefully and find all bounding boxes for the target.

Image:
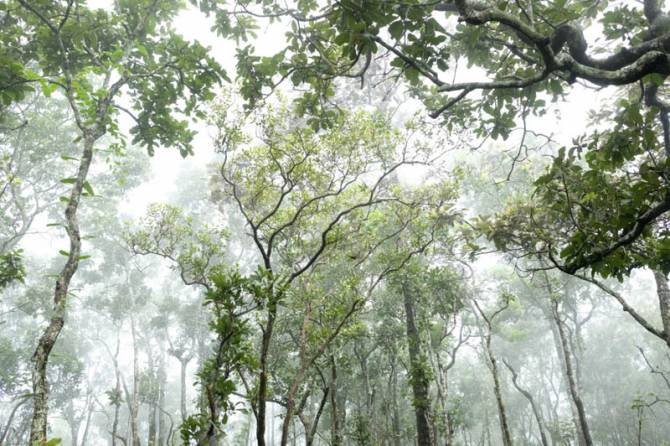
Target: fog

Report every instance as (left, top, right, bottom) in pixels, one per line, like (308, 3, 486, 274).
(2, 1, 670, 446)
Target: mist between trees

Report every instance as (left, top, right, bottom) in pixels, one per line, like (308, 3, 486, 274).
(2, 1, 670, 445)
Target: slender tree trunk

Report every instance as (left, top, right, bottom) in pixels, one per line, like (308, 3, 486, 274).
(81, 399, 93, 446)
(330, 356, 342, 446)
(29, 135, 95, 444)
(280, 381, 300, 446)
(653, 270, 670, 348)
(485, 337, 513, 446)
(148, 406, 157, 446)
(443, 366, 455, 446)
(111, 331, 122, 446)
(473, 300, 513, 446)
(552, 301, 593, 446)
(0, 396, 30, 445)
(390, 359, 402, 446)
(147, 340, 157, 446)
(303, 387, 329, 446)
(256, 304, 276, 446)
(131, 317, 141, 446)
(66, 403, 80, 446)
(503, 359, 549, 446)
(178, 356, 191, 422)
(402, 283, 434, 446)
(158, 345, 167, 446)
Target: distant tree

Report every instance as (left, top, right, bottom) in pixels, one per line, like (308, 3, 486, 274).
(208, 97, 457, 445)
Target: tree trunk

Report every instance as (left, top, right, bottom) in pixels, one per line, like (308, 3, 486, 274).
(81, 399, 93, 446)
(66, 402, 80, 446)
(390, 359, 402, 446)
(158, 345, 167, 446)
(552, 301, 593, 446)
(473, 300, 513, 446)
(303, 387, 329, 446)
(653, 270, 670, 348)
(111, 330, 122, 446)
(503, 359, 549, 446)
(0, 396, 30, 445)
(256, 304, 276, 446)
(131, 317, 141, 446)
(330, 356, 342, 446)
(147, 340, 157, 446)
(29, 135, 94, 444)
(485, 338, 513, 446)
(402, 283, 434, 446)
(179, 357, 190, 421)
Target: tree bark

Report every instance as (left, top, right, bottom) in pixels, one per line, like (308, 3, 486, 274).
(329, 356, 342, 446)
(552, 301, 593, 446)
(402, 282, 434, 446)
(29, 134, 94, 445)
(111, 331, 122, 446)
(130, 316, 141, 446)
(158, 344, 167, 446)
(472, 299, 513, 446)
(147, 340, 157, 446)
(390, 358, 402, 446)
(503, 359, 549, 446)
(256, 305, 276, 446)
(653, 270, 670, 348)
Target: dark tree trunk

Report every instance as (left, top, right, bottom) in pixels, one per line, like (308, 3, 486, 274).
(256, 305, 276, 446)
(402, 283, 434, 446)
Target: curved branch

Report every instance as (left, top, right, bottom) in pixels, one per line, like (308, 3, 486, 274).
(573, 273, 665, 340)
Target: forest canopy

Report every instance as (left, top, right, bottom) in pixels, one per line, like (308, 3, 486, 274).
(2, 1, 670, 446)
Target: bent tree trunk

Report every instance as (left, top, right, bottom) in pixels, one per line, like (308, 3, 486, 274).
(29, 135, 95, 444)
(472, 299, 513, 446)
(503, 359, 549, 446)
(402, 282, 434, 446)
(486, 338, 513, 446)
(653, 270, 670, 348)
(552, 301, 593, 446)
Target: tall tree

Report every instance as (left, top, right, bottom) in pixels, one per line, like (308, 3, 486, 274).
(2, 1, 224, 442)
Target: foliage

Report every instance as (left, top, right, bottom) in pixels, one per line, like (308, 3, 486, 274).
(180, 268, 265, 444)
(0, 249, 25, 290)
(191, 0, 670, 278)
(479, 95, 670, 279)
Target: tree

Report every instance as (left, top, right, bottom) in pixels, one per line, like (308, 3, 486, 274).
(210, 96, 456, 445)
(2, 0, 224, 442)
(191, 0, 670, 279)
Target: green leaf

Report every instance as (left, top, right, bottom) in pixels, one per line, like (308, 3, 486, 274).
(83, 181, 95, 196)
(58, 250, 70, 257)
(388, 21, 404, 40)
